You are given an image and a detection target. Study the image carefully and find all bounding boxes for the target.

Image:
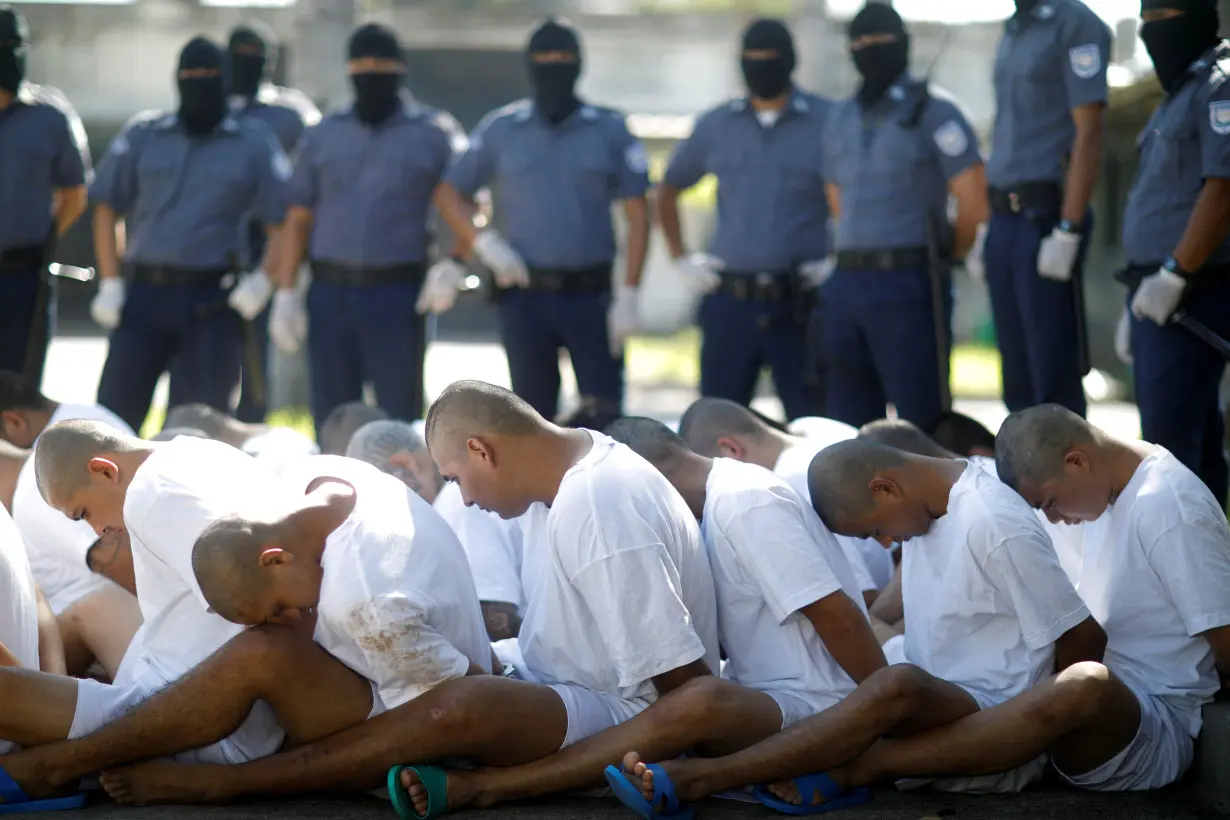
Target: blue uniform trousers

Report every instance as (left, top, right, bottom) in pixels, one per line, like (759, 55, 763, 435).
(0, 269, 53, 385)
(699, 291, 819, 421)
(498, 289, 622, 421)
(819, 267, 953, 428)
(97, 281, 243, 432)
(984, 211, 1089, 417)
(234, 305, 270, 423)
(1131, 277, 1230, 508)
(306, 279, 427, 432)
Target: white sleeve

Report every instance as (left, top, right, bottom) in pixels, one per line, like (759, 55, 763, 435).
(836, 535, 878, 593)
(722, 500, 844, 624)
(980, 532, 1091, 651)
(1146, 518, 1230, 636)
(448, 507, 522, 608)
(130, 481, 225, 610)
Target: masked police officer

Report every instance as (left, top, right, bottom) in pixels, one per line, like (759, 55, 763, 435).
(971, 0, 1111, 417)
(1120, 0, 1230, 506)
(90, 37, 291, 432)
(431, 18, 651, 420)
(267, 23, 466, 432)
(659, 18, 828, 422)
(226, 21, 321, 424)
(0, 4, 91, 385)
(817, 4, 987, 428)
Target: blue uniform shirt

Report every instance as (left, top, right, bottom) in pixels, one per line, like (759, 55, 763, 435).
(1124, 44, 1230, 267)
(288, 97, 465, 268)
(986, 0, 1111, 187)
(0, 83, 91, 249)
(824, 81, 981, 253)
(665, 90, 830, 272)
(90, 111, 291, 270)
(229, 83, 321, 156)
(447, 100, 650, 270)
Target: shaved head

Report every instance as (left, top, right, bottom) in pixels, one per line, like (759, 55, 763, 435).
(678, 398, 771, 456)
(858, 419, 957, 459)
(606, 417, 690, 469)
(925, 411, 996, 457)
(995, 404, 1099, 493)
(319, 402, 389, 456)
(807, 439, 908, 533)
(424, 380, 543, 457)
(192, 515, 276, 623)
(150, 427, 212, 443)
(163, 404, 232, 441)
(34, 420, 143, 506)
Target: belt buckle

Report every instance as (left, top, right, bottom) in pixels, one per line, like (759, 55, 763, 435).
(1009, 192, 1021, 214)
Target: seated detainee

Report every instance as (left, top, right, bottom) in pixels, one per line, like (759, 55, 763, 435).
(679, 397, 887, 596)
(161, 403, 319, 471)
(318, 401, 389, 456)
(346, 420, 525, 639)
(607, 439, 1106, 815)
(923, 410, 996, 459)
(68, 380, 718, 808)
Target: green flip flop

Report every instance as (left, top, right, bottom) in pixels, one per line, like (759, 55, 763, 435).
(388, 765, 449, 820)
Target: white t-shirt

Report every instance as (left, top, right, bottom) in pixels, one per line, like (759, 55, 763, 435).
(703, 458, 866, 713)
(12, 403, 134, 615)
(1079, 448, 1230, 736)
(900, 463, 1091, 709)
(774, 440, 886, 592)
(0, 506, 40, 671)
(241, 427, 320, 473)
(433, 482, 525, 612)
(517, 432, 719, 702)
(284, 456, 493, 711)
(787, 416, 858, 443)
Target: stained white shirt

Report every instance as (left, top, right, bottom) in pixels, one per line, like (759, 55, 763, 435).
(433, 481, 524, 612)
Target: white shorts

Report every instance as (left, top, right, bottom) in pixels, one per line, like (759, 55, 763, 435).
(1057, 690, 1194, 791)
(766, 690, 832, 731)
(547, 684, 649, 749)
(71, 678, 285, 765)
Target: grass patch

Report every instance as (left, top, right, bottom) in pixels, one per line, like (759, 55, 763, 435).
(141, 405, 317, 442)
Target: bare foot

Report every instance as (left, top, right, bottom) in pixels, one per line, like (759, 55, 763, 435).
(399, 766, 479, 816)
(766, 767, 855, 808)
(617, 752, 698, 809)
(99, 762, 230, 806)
(767, 779, 802, 805)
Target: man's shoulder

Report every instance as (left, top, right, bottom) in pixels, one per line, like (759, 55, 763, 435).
(709, 463, 801, 531)
(16, 84, 78, 123)
(477, 99, 534, 133)
(258, 84, 321, 123)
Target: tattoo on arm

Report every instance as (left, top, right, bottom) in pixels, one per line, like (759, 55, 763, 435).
(481, 601, 522, 642)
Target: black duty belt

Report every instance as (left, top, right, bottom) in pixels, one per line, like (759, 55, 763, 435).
(132, 265, 231, 287)
(0, 246, 44, 275)
(1116, 263, 1230, 291)
(715, 271, 800, 303)
(988, 181, 1063, 215)
(836, 248, 929, 271)
(311, 260, 426, 286)
(524, 263, 612, 294)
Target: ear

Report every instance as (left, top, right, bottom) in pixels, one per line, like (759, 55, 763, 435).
(1063, 449, 1092, 474)
(258, 547, 292, 568)
(868, 476, 902, 499)
(466, 436, 496, 467)
(715, 436, 744, 460)
(0, 410, 24, 438)
(86, 457, 121, 482)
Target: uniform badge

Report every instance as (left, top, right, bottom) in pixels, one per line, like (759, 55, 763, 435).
(625, 142, 649, 174)
(1210, 101, 1230, 135)
(272, 150, 293, 182)
(1069, 45, 1101, 80)
(109, 133, 130, 157)
(933, 120, 968, 158)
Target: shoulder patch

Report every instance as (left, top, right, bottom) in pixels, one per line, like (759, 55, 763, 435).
(932, 120, 969, 157)
(108, 133, 131, 157)
(271, 148, 293, 182)
(1068, 44, 1101, 80)
(624, 142, 649, 174)
(1209, 100, 1230, 135)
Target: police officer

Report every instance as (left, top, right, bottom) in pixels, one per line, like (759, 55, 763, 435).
(1120, 0, 1230, 507)
(971, 0, 1111, 417)
(0, 4, 91, 384)
(267, 23, 466, 431)
(89, 37, 291, 432)
(226, 21, 321, 424)
(817, 4, 987, 428)
(430, 18, 651, 420)
(660, 18, 828, 422)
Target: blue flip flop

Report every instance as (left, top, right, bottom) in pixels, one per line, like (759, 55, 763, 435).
(604, 763, 694, 820)
(0, 766, 86, 815)
(387, 765, 448, 820)
(753, 772, 871, 816)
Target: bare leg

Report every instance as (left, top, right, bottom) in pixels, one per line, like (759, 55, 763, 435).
(98, 675, 571, 806)
(35, 589, 66, 676)
(58, 587, 142, 681)
(3, 623, 373, 798)
(0, 668, 80, 747)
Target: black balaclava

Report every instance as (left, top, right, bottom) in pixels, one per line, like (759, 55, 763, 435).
(526, 19, 582, 125)
(177, 37, 228, 136)
(1014, 0, 1043, 13)
(228, 22, 276, 99)
(348, 23, 403, 126)
(741, 18, 796, 101)
(1141, 0, 1221, 94)
(849, 3, 910, 108)
(0, 4, 29, 96)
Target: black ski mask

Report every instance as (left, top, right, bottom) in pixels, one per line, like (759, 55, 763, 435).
(1014, 0, 1043, 13)
(177, 37, 228, 136)
(849, 4, 910, 108)
(1140, 0, 1220, 94)
(348, 23, 404, 126)
(0, 5, 28, 96)
(741, 19, 795, 101)
(527, 19, 582, 125)
(228, 22, 275, 100)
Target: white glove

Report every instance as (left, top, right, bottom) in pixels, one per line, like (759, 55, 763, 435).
(269, 289, 308, 355)
(1114, 308, 1133, 366)
(227, 270, 273, 321)
(472, 230, 529, 289)
(1036, 227, 1081, 282)
(674, 253, 723, 293)
(964, 223, 988, 283)
(90, 278, 125, 330)
(416, 259, 467, 315)
(799, 256, 837, 290)
(1130, 267, 1186, 326)
(607, 285, 640, 358)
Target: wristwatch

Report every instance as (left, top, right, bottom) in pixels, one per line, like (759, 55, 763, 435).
(1163, 256, 1189, 279)
(1057, 218, 1081, 235)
